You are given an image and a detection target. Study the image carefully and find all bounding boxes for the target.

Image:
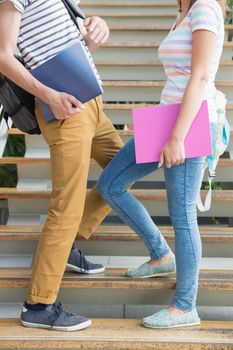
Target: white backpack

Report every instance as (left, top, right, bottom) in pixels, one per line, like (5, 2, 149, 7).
(196, 90, 230, 212)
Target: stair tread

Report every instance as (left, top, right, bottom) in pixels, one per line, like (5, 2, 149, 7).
(87, 12, 177, 17)
(7, 128, 133, 136)
(0, 225, 232, 242)
(95, 60, 233, 66)
(102, 41, 233, 47)
(0, 157, 97, 164)
(108, 24, 233, 30)
(0, 157, 232, 167)
(0, 188, 233, 201)
(6, 128, 233, 137)
(0, 318, 232, 349)
(83, 1, 177, 7)
(102, 80, 233, 86)
(5, 102, 233, 111)
(0, 268, 233, 290)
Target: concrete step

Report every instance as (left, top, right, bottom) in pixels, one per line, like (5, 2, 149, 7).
(1, 266, 233, 290)
(81, 0, 177, 17)
(2, 187, 233, 200)
(0, 318, 233, 350)
(106, 24, 233, 42)
(0, 261, 232, 308)
(94, 61, 233, 81)
(4, 101, 233, 128)
(7, 128, 233, 155)
(1, 303, 233, 321)
(0, 224, 233, 244)
(0, 224, 233, 258)
(0, 157, 233, 182)
(1, 254, 233, 270)
(101, 80, 233, 103)
(93, 42, 233, 61)
(86, 12, 176, 25)
(2, 187, 233, 217)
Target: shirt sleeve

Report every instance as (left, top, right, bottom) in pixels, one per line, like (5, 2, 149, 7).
(0, 0, 27, 13)
(190, 0, 220, 35)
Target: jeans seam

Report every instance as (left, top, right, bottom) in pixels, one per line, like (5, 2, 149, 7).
(100, 161, 169, 260)
(109, 193, 169, 259)
(30, 126, 66, 301)
(173, 161, 199, 310)
(184, 161, 197, 270)
(171, 160, 198, 311)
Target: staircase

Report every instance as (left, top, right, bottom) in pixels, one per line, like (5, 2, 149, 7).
(0, 0, 233, 348)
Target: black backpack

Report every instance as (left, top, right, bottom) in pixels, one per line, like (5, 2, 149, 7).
(0, 56, 39, 134)
(0, 0, 85, 135)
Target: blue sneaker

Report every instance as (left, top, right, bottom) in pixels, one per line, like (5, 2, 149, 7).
(20, 302, 92, 331)
(66, 245, 105, 274)
(143, 308, 201, 329)
(126, 257, 176, 278)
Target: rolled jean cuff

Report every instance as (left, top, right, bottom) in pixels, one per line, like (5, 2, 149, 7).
(171, 301, 195, 312)
(28, 294, 56, 305)
(150, 248, 173, 260)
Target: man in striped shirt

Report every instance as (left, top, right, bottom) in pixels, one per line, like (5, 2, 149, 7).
(0, 0, 123, 331)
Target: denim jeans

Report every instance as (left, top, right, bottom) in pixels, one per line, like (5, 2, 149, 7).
(97, 137, 205, 311)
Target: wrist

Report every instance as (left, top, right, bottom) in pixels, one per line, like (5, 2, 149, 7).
(38, 86, 55, 105)
(170, 134, 185, 143)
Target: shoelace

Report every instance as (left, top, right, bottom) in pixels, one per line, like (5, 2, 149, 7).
(49, 302, 74, 326)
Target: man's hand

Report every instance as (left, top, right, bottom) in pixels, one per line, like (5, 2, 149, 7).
(83, 16, 109, 52)
(47, 90, 85, 120)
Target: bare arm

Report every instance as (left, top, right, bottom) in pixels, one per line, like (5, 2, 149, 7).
(0, 1, 85, 120)
(159, 29, 217, 168)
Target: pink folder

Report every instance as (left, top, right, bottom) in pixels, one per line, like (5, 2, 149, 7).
(132, 101, 213, 164)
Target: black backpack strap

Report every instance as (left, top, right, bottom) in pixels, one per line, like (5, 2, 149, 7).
(61, 0, 85, 31)
(3, 112, 10, 130)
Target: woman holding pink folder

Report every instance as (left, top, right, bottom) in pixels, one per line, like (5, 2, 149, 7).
(97, 0, 228, 329)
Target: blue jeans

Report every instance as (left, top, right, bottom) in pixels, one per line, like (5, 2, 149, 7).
(97, 138, 205, 311)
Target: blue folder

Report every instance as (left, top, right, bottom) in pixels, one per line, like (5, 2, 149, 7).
(31, 41, 103, 122)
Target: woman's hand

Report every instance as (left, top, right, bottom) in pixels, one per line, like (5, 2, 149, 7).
(159, 137, 185, 168)
(84, 16, 110, 52)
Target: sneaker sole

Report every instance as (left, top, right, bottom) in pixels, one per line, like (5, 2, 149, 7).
(126, 271, 176, 279)
(143, 320, 201, 329)
(21, 319, 92, 332)
(66, 263, 105, 275)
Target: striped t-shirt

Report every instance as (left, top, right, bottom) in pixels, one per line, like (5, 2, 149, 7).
(158, 0, 224, 111)
(0, 0, 87, 70)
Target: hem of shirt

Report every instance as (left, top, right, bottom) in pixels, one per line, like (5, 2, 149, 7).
(192, 25, 218, 35)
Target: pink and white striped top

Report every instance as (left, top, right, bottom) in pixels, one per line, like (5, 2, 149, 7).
(158, 0, 225, 116)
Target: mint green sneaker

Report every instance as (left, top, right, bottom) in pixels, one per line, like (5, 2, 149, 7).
(143, 308, 201, 329)
(126, 257, 176, 278)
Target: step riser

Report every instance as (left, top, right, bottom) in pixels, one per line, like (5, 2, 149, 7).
(23, 133, 233, 153)
(16, 162, 233, 183)
(102, 108, 233, 129)
(93, 46, 233, 61)
(7, 198, 233, 217)
(23, 99, 233, 131)
(0, 288, 232, 309)
(88, 16, 176, 25)
(82, 7, 177, 14)
(1, 239, 233, 258)
(107, 30, 230, 42)
(97, 65, 233, 82)
(108, 30, 174, 42)
(1, 303, 233, 321)
(102, 85, 233, 103)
